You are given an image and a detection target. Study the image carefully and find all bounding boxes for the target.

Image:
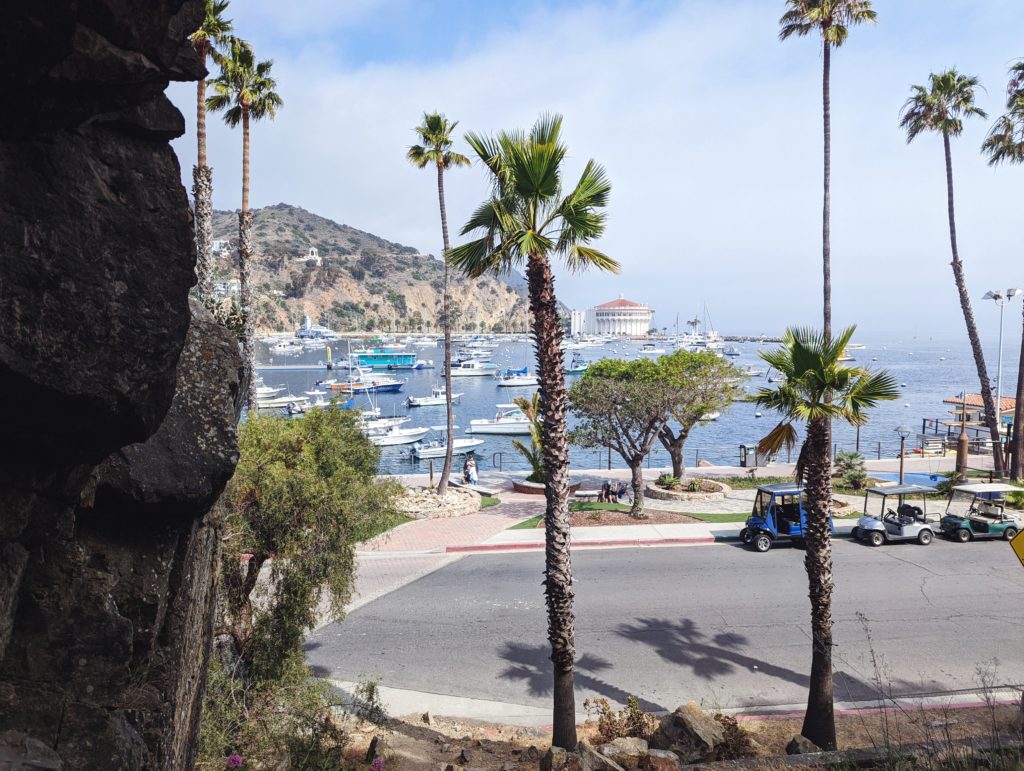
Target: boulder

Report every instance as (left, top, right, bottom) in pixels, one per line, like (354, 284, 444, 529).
(598, 737, 649, 770)
(638, 750, 680, 771)
(541, 746, 582, 771)
(578, 740, 626, 771)
(648, 702, 725, 763)
(785, 735, 822, 755)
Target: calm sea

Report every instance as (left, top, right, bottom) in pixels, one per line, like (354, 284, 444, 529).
(255, 332, 1021, 476)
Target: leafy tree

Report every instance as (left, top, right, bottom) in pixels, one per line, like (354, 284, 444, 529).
(570, 358, 677, 518)
(982, 60, 1024, 481)
(510, 392, 544, 483)
(448, 114, 617, 749)
(407, 113, 470, 495)
(779, 0, 876, 341)
(217, 409, 402, 679)
(900, 70, 1004, 476)
(656, 350, 740, 479)
(208, 41, 283, 411)
(189, 0, 241, 304)
(755, 327, 897, 750)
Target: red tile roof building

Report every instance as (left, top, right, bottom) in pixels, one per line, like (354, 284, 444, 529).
(570, 294, 653, 336)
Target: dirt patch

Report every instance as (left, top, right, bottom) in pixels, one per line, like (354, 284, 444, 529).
(526, 507, 706, 527)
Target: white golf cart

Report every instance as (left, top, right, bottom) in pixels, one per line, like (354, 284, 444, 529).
(852, 484, 940, 546)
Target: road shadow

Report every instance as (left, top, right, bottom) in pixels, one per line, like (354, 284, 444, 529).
(498, 641, 665, 712)
(615, 617, 924, 702)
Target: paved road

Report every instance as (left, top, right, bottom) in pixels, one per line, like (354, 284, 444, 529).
(306, 538, 1024, 714)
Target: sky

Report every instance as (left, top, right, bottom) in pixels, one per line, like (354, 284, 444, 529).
(167, 0, 1024, 340)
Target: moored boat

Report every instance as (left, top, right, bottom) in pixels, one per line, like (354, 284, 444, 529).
(466, 405, 531, 435)
(410, 436, 485, 459)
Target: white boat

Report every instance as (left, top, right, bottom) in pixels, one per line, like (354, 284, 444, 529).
(359, 415, 411, 435)
(467, 405, 531, 435)
(742, 366, 766, 377)
(723, 346, 741, 357)
(496, 373, 539, 387)
(406, 386, 463, 407)
(700, 411, 721, 421)
(257, 393, 308, 409)
(368, 425, 431, 446)
(256, 383, 285, 398)
(286, 401, 307, 415)
(639, 343, 666, 355)
(410, 437, 485, 459)
(446, 360, 499, 378)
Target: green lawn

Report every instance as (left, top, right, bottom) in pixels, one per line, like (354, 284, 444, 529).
(509, 514, 542, 529)
(682, 512, 746, 523)
(480, 496, 501, 508)
(570, 501, 630, 513)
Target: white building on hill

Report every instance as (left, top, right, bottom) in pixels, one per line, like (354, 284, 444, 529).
(570, 294, 653, 336)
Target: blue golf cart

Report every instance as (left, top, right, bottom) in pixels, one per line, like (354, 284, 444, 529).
(741, 483, 834, 553)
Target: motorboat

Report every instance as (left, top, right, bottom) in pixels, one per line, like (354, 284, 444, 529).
(700, 411, 721, 421)
(467, 405, 531, 435)
(330, 376, 406, 394)
(386, 359, 434, 371)
(446, 360, 499, 378)
(359, 415, 411, 435)
(742, 366, 767, 378)
(639, 342, 666, 355)
(286, 401, 307, 415)
(368, 425, 430, 446)
(257, 393, 308, 410)
(410, 436, 486, 459)
(256, 382, 285, 399)
(564, 353, 589, 374)
(496, 372, 539, 387)
(406, 386, 463, 407)
(723, 346, 741, 357)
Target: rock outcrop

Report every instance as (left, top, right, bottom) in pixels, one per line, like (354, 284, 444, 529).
(0, 3, 242, 769)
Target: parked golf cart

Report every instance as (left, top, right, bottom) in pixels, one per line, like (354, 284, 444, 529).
(741, 483, 834, 553)
(940, 483, 1023, 543)
(852, 484, 939, 546)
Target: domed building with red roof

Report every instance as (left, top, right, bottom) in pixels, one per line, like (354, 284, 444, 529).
(570, 294, 653, 336)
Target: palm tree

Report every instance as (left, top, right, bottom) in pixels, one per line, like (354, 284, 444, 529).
(407, 113, 470, 496)
(189, 0, 238, 303)
(900, 70, 1005, 475)
(779, 0, 877, 341)
(208, 41, 283, 411)
(756, 326, 898, 750)
(982, 60, 1024, 480)
(448, 114, 617, 749)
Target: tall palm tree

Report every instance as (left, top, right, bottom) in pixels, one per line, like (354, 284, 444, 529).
(189, 0, 238, 303)
(900, 70, 1005, 475)
(779, 0, 877, 341)
(208, 41, 283, 411)
(407, 113, 470, 496)
(757, 326, 898, 750)
(982, 60, 1024, 480)
(448, 114, 617, 749)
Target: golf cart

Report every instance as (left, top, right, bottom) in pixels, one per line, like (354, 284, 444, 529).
(852, 484, 939, 546)
(741, 483, 834, 553)
(940, 483, 1023, 543)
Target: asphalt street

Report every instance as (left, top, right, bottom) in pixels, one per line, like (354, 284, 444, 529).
(305, 538, 1024, 713)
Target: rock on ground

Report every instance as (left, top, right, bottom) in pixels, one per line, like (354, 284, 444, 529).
(649, 703, 726, 764)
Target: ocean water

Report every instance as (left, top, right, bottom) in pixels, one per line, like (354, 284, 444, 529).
(255, 332, 1021, 476)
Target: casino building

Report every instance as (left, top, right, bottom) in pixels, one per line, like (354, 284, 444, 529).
(570, 294, 653, 336)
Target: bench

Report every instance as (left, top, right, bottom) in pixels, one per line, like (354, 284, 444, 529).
(574, 489, 602, 501)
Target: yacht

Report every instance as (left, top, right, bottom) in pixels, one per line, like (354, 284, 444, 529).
(565, 352, 589, 374)
(639, 342, 666, 355)
(257, 393, 308, 410)
(329, 375, 405, 394)
(467, 405, 531, 435)
(407, 386, 463, 407)
(723, 346, 741, 357)
(446, 360, 499, 378)
(367, 425, 430, 446)
(496, 372, 539, 387)
(410, 436, 485, 459)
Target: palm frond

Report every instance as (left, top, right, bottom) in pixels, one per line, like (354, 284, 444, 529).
(757, 420, 799, 457)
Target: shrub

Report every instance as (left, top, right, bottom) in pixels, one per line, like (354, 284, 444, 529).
(687, 478, 703, 492)
(656, 473, 680, 489)
(936, 472, 966, 495)
(584, 697, 657, 742)
(835, 450, 868, 490)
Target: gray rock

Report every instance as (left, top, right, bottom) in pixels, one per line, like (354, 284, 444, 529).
(459, 748, 475, 764)
(786, 735, 822, 755)
(578, 740, 626, 771)
(599, 737, 649, 770)
(638, 750, 680, 771)
(648, 702, 725, 763)
(541, 746, 582, 771)
(525, 745, 542, 761)
(422, 711, 432, 724)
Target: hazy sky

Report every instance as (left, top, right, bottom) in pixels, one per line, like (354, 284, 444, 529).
(167, 0, 1024, 339)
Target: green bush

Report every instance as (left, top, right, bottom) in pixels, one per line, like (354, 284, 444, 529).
(835, 451, 868, 490)
(687, 478, 703, 492)
(656, 473, 680, 489)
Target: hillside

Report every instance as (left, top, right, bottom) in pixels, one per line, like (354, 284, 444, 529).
(210, 203, 532, 333)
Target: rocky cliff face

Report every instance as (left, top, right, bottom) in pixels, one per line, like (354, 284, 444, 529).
(0, 4, 242, 769)
(210, 203, 533, 333)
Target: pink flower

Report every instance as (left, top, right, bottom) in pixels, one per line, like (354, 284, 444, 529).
(226, 755, 244, 769)
(371, 757, 384, 771)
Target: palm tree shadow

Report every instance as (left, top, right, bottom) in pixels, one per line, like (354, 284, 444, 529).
(498, 641, 665, 712)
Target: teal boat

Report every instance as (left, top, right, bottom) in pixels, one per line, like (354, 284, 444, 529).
(353, 349, 417, 368)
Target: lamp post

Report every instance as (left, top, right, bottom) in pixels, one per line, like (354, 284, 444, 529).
(895, 425, 911, 484)
(982, 288, 1023, 465)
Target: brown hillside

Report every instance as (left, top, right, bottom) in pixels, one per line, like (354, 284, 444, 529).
(211, 203, 532, 333)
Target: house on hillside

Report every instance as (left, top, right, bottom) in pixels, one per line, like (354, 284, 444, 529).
(292, 246, 321, 266)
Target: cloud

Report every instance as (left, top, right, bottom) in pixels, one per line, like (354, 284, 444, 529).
(169, 0, 1024, 337)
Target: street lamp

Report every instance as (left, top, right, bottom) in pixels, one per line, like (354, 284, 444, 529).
(895, 425, 912, 484)
(982, 288, 1023, 453)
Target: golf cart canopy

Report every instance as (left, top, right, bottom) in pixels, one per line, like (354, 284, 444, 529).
(866, 484, 938, 497)
(757, 483, 803, 496)
(951, 483, 1021, 495)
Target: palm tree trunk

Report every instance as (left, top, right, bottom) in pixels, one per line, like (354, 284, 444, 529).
(193, 51, 214, 303)
(526, 251, 577, 750)
(436, 161, 454, 495)
(629, 461, 646, 519)
(821, 42, 832, 342)
(239, 109, 257, 411)
(1010, 304, 1024, 481)
(800, 416, 836, 750)
(943, 132, 1005, 475)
